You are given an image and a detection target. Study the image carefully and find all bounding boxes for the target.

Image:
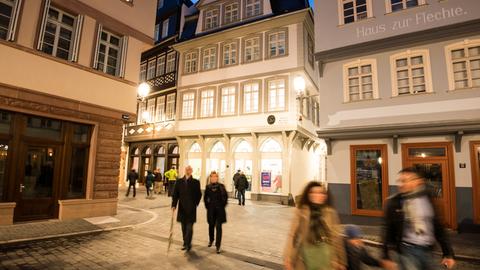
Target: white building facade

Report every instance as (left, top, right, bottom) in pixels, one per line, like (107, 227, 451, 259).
(173, 0, 325, 203)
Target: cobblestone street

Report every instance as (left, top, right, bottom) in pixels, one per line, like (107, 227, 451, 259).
(1, 190, 480, 269)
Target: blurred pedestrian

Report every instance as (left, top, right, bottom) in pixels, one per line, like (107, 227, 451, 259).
(382, 167, 455, 270)
(125, 169, 138, 198)
(344, 225, 396, 270)
(145, 170, 155, 198)
(233, 170, 241, 199)
(204, 171, 228, 254)
(235, 172, 248, 206)
(154, 169, 163, 194)
(165, 166, 178, 197)
(171, 166, 202, 252)
(284, 181, 346, 270)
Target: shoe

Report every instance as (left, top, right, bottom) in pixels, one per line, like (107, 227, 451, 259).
(208, 241, 213, 247)
(186, 245, 192, 252)
(181, 246, 187, 251)
(216, 248, 221, 254)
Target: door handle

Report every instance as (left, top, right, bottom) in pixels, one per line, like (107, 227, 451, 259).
(19, 184, 25, 193)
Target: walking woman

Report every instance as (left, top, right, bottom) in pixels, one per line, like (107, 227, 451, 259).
(204, 171, 228, 254)
(284, 181, 347, 270)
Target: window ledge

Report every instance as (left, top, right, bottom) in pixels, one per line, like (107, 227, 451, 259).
(337, 17, 377, 28)
(391, 91, 434, 98)
(343, 98, 381, 104)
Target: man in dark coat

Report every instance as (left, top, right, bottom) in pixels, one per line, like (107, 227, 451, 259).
(382, 167, 455, 270)
(125, 169, 138, 198)
(232, 170, 241, 198)
(172, 165, 202, 251)
(235, 172, 249, 206)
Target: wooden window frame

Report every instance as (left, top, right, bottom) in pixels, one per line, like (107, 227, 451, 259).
(265, 28, 289, 60)
(220, 39, 240, 68)
(350, 144, 389, 217)
(470, 141, 480, 224)
(156, 53, 166, 76)
(264, 76, 288, 112)
(242, 34, 263, 64)
(0, 0, 22, 41)
(218, 83, 239, 117)
(343, 59, 379, 102)
(180, 90, 196, 120)
(165, 51, 176, 73)
(139, 61, 147, 82)
(222, 0, 240, 26)
(146, 57, 156, 80)
(183, 49, 199, 74)
(243, 0, 263, 19)
(165, 93, 176, 121)
(240, 79, 262, 114)
(390, 49, 433, 97)
(198, 87, 217, 118)
(203, 6, 220, 32)
(445, 39, 480, 91)
(200, 44, 218, 71)
(155, 95, 166, 123)
(337, 0, 373, 25)
(385, 0, 427, 13)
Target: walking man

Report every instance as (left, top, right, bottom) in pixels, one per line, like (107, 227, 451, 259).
(165, 166, 178, 197)
(125, 169, 138, 198)
(232, 170, 241, 199)
(235, 171, 248, 206)
(172, 165, 202, 252)
(382, 167, 455, 270)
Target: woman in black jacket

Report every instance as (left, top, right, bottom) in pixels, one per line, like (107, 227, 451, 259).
(204, 171, 228, 254)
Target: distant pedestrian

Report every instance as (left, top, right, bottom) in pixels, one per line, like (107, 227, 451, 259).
(165, 166, 178, 197)
(344, 225, 396, 270)
(233, 170, 241, 198)
(154, 169, 163, 194)
(235, 172, 248, 206)
(145, 170, 155, 198)
(172, 166, 202, 252)
(382, 167, 455, 270)
(284, 181, 346, 270)
(126, 169, 139, 198)
(204, 171, 228, 254)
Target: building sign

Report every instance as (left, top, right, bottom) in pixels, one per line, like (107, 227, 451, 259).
(261, 171, 271, 188)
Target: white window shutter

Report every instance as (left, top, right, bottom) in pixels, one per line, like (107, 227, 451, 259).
(69, 14, 84, 62)
(7, 0, 23, 41)
(117, 36, 129, 78)
(92, 24, 103, 69)
(36, 0, 51, 50)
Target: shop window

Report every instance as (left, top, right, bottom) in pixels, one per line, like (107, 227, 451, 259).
(211, 142, 226, 152)
(350, 145, 388, 216)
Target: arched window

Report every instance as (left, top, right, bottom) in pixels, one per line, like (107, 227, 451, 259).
(235, 140, 252, 153)
(131, 147, 140, 156)
(142, 146, 152, 155)
(211, 141, 226, 153)
(169, 145, 179, 155)
(189, 142, 201, 153)
(260, 138, 282, 152)
(156, 145, 166, 155)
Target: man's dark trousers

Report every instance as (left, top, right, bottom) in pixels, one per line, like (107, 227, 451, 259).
(126, 183, 136, 197)
(181, 222, 194, 248)
(238, 189, 245, 205)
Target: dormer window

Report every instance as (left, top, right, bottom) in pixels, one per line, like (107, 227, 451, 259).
(204, 7, 220, 31)
(244, 0, 262, 19)
(223, 1, 240, 25)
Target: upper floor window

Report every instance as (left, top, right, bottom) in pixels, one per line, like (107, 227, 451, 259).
(267, 29, 287, 59)
(157, 0, 164, 9)
(243, 81, 260, 114)
(343, 59, 378, 102)
(204, 8, 219, 31)
(446, 40, 480, 90)
(162, 19, 169, 39)
(0, 0, 21, 41)
(166, 93, 176, 120)
(146, 98, 156, 123)
(38, 6, 83, 62)
(156, 54, 166, 76)
(202, 46, 217, 71)
(94, 28, 127, 77)
(307, 33, 314, 67)
(243, 35, 262, 63)
(221, 41, 238, 67)
(166, 52, 176, 73)
(200, 89, 215, 118)
(339, 0, 371, 25)
(147, 58, 156, 80)
(244, 0, 262, 18)
(155, 95, 165, 122)
(220, 85, 237, 116)
(184, 50, 198, 74)
(387, 0, 425, 13)
(390, 50, 432, 96)
(223, 1, 239, 25)
(267, 78, 286, 111)
(139, 62, 146, 82)
(181, 92, 195, 119)
(154, 23, 160, 41)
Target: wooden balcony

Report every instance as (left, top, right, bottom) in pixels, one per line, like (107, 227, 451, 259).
(124, 120, 176, 142)
(146, 71, 176, 92)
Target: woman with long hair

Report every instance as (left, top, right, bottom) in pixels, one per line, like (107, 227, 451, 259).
(204, 171, 228, 254)
(284, 181, 346, 270)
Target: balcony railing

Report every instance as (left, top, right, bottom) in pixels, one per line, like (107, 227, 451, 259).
(146, 71, 176, 91)
(124, 120, 176, 141)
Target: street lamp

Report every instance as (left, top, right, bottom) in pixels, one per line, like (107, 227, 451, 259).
(294, 76, 306, 96)
(137, 82, 150, 101)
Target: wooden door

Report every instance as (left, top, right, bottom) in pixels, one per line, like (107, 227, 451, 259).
(402, 143, 456, 229)
(470, 141, 480, 224)
(14, 144, 60, 221)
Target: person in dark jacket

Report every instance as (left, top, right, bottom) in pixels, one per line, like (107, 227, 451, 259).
(344, 225, 395, 270)
(382, 167, 455, 270)
(145, 170, 155, 198)
(232, 170, 241, 198)
(126, 169, 139, 198)
(172, 165, 202, 252)
(204, 171, 228, 254)
(235, 172, 248, 206)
